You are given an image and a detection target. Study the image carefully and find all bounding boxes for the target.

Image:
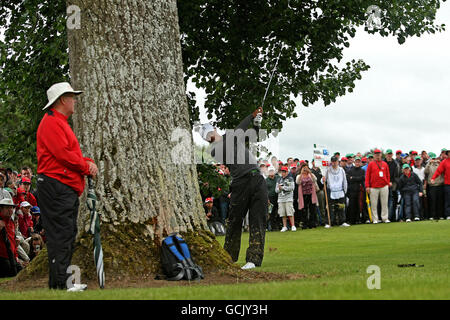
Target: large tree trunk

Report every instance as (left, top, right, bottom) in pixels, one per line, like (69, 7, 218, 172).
(18, 0, 232, 281)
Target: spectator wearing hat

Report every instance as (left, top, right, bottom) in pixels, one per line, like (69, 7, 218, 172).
(266, 166, 280, 231)
(424, 153, 445, 220)
(398, 164, 423, 222)
(324, 156, 349, 227)
(384, 149, 400, 221)
(36, 82, 98, 291)
(346, 157, 366, 225)
(365, 149, 391, 223)
(409, 151, 418, 168)
(18, 177, 37, 207)
(340, 157, 348, 171)
(431, 150, 450, 220)
(346, 154, 355, 172)
(30, 206, 45, 239)
(276, 166, 296, 232)
(0, 198, 21, 278)
(288, 163, 297, 180)
(362, 154, 373, 173)
(18, 201, 34, 238)
(20, 167, 37, 197)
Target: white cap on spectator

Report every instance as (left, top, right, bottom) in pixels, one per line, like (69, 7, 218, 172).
(43, 82, 83, 110)
(20, 201, 32, 208)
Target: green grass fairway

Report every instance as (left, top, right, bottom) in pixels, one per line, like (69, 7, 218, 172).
(1, 220, 449, 300)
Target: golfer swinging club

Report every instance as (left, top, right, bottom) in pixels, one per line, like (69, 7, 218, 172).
(199, 108, 268, 270)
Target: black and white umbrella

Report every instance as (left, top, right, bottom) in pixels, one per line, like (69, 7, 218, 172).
(87, 177, 105, 289)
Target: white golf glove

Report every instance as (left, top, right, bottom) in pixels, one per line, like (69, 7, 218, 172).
(253, 113, 263, 127)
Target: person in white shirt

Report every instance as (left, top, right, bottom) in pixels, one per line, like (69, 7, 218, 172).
(324, 157, 350, 228)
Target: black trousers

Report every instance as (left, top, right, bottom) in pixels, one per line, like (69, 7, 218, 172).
(224, 172, 267, 267)
(347, 193, 361, 225)
(329, 197, 346, 225)
(37, 174, 79, 289)
(429, 186, 445, 219)
(300, 194, 317, 229)
(268, 194, 280, 231)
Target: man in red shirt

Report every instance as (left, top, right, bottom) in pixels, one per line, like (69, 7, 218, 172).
(431, 150, 450, 220)
(15, 176, 37, 207)
(0, 198, 19, 278)
(365, 149, 392, 223)
(37, 82, 98, 291)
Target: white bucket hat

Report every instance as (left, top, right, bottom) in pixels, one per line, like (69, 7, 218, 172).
(0, 198, 17, 207)
(43, 82, 83, 110)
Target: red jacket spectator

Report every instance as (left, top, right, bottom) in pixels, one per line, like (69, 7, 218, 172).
(0, 217, 17, 260)
(37, 108, 94, 196)
(365, 159, 391, 189)
(432, 159, 450, 185)
(18, 212, 34, 238)
(13, 188, 37, 207)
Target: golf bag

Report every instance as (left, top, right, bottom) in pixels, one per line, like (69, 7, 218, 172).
(161, 233, 204, 281)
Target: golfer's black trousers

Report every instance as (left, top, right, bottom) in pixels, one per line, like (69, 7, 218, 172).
(224, 172, 267, 267)
(37, 174, 79, 289)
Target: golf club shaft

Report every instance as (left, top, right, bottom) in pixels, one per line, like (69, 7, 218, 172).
(261, 45, 282, 108)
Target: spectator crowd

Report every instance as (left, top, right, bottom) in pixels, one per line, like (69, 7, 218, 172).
(2, 147, 449, 277)
(0, 166, 45, 278)
(201, 148, 450, 233)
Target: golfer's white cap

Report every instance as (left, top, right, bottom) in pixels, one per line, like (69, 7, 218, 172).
(43, 82, 83, 110)
(199, 123, 215, 142)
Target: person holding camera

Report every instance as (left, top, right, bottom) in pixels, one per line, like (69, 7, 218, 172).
(28, 234, 45, 262)
(276, 166, 296, 232)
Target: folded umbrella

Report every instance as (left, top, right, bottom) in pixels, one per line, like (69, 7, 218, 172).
(87, 177, 105, 289)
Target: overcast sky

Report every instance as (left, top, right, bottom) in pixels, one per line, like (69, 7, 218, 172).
(191, 2, 450, 163)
